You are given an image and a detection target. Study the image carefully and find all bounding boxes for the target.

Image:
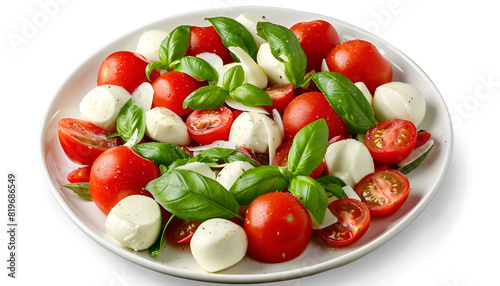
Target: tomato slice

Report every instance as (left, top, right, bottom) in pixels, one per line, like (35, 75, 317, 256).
(185, 106, 234, 145)
(57, 118, 119, 165)
(415, 130, 432, 148)
(315, 198, 371, 247)
(165, 217, 201, 244)
(272, 140, 326, 178)
(263, 83, 294, 114)
(354, 169, 410, 216)
(364, 119, 417, 165)
(66, 165, 92, 183)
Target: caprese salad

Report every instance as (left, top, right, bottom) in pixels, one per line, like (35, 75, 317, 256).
(58, 13, 435, 273)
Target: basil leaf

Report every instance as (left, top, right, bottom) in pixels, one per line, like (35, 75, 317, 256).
(146, 61, 169, 81)
(256, 21, 307, 87)
(222, 64, 245, 91)
(146, 169, 242, 221)
(198, 147, 236, 159)
(158, 25, 191, 67)
(229, 83, 272, 107)
(229, 165, 289, 205)
(289, 175, 328, 224)
(206, 16, 258, 61)
(61, 183, 92, 201)
(173, 56, 219, 85)
(316, 176, 348, 199)
(288, 119, 328, 176)
(397, 144, 434, 175)
(116, 97, 146, 144)
(148, 214, 174, 256)
(133, 142, 192, 167)
(313, 72, 377, 134)
(183, 85, 229, 110)
(226, 150, 260, 168)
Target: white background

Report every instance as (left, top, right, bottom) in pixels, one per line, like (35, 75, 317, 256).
(1, 0, 499, 285)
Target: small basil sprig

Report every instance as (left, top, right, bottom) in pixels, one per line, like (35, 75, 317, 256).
(312, 71, 377, 134)
(148, 214, 175, 256)
(61, 182, 92, 201)
(256, 21, 310, 87)
(111, 97, 146, 145)
(288, 119, 328, 176)
(133, 142, 192, 167)
(198, 147, 260, 167)
(146, 169, 243, 222)
(173, 56, 219, 86)
(316, 176, 348, 199)
(288, 175, 328, 224)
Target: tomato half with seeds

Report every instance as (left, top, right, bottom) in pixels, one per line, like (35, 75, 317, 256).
(364, 119, 417, 165)
(315, 198, 371, 247)
(263, 83, 294, 114)
(185, 106, 234, 145)
(355, 169, 410, 216)
(165, 217, 201, 244)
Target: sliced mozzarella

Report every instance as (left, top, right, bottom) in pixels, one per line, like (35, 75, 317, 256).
(105, 195, 162, 251)
(372, 82, 426, 127)
(197, 52, 224, 72)
(190, 218, 247, 273)
(216, 161, 254, 190)
(131, 82, 154, 111)
(186, 140, 237, 154)
(342, 185, 361, 200)
(320, 58, 329, 72)
(235, 13, 267, 47)
(225, 97, 268, 114)
(225, 46, 268, 89)
(397, 139, 434, 168)
(256, 43, 289, 85)
(324, 139, 375, 188)
(262, 113, 281, 165)
(354, 82, 373, 105)
(176, 162, 216, 180)
(136, 29, 169, 62)
(79, 85, 131, 130)
(229, 112, 282, 154)
(145, 107, 190, 145)
(272, 109, 285, 139)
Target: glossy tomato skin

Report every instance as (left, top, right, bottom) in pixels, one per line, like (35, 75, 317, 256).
(89, 146, 161, 214)
(365, 119, 417, 165)
(263, 83, 295, 114)
(290, 20, 341, 73)
(355, 169, 410, 216)
(244, 192, 312, 263)
(325, 39, 392, 94)
(186, 26, 233, 64)
(315, 198, 371, 247)
(151, 71, 201, 116)
(97, 51, 159, 93)
(66, 166, 92, 183)
(57, 118, 119, 165)
(185, 106, 234, 145)
(272, 140, 326, 178)
(165, 217, 201, 244)
(282, 92, 350, 141)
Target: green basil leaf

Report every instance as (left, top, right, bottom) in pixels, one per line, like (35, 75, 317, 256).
(146, 169, 242, 221)
(229, 83, 272, 107)
(183, 85, 229, 110)
(397, 144, 434, 175)
(146, 61, 170, 81)
(61, 183, 92, 201)
(316, 175, 348, 199)
(312, 72, 377, 134)
(158, 25, 191, 68)
(116, 97, 146, 144)
(133, 142, 192, 167)
(229, 165, 289, 205)
(256, 21, 307, 87)
(206, 16, 259, 61)
(226, 150, 260, 168)
(289, 175, 328, 224)
(222, 64, 245, 91)
(148, 214, 174, 256)
(173, 56, 219, 85)
(288, 119, 328, 176)
(198, 147, 236, 159)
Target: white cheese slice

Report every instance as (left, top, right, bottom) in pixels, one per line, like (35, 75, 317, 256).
(216, 161, 255, 190)
(136, 29, 169, 62)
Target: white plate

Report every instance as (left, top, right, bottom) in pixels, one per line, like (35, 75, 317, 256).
(40, 6, 453, 284)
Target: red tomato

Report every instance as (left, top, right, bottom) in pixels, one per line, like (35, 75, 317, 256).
(57, 118, 119, 165)
(263, 83, 294, 114)
(97, 51, 159, 93)
(151, 71, 201, 116)
(165, 217, 201, 244)
(365, 119, 417, 165)
(272, 140, 326, 178)
(186, 26, 233, 64)
(66, 165, 92, 183)
(244, 192, 312, 263)
(354, 169, 410, 216)
(89, 146, 161, 214)
(415, 130, 432, 148)
(290, 20, 341, 73)
(325, 39, 392, 94)
(282, 92, 350, 140)
(185, 106, 234, 145)
(315, 198, 371, 247)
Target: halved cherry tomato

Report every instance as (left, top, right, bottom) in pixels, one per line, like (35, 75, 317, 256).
(291, 20, 341, 73)
(415, 130, 432, 148)
(57, 118, 119, 165)
(165, 217, 201, 244)
(272, 140, 326, 178)
(151, 71, 201, 116)
(66, 165, 92, 183)
(185, 106, 234, 145)
(354, 169, 410, 216)
(325, 39, 392, 94)
(244, 192, 312, 263)
(365, 119, 417, 165)
(97, 51, 159, 93)
(315, 198, 371, 247)
(263, 83, 294, 114)
(186, 26, 234, 64)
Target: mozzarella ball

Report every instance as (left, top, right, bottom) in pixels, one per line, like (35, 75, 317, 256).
(216, 161, 255, 190)
(135, 29, 169, 62)
(145, 107, 190, 145)
(256, 43, 289, 85)
(229, 112, 282, 154)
